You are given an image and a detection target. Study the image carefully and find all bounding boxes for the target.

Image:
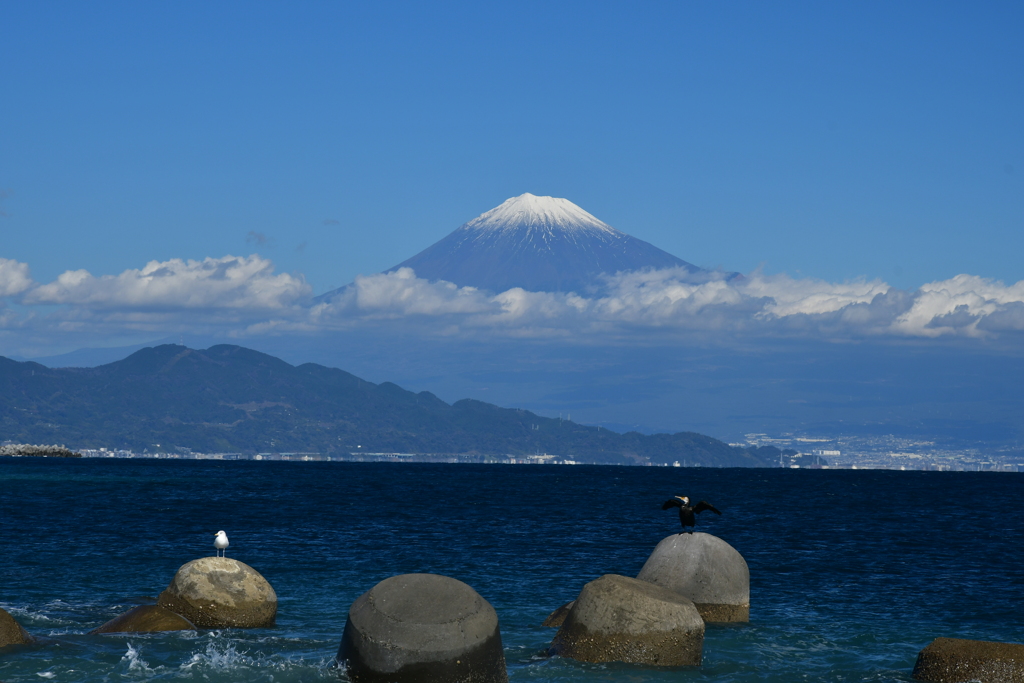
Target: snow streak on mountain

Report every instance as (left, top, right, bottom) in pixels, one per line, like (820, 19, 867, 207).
(385, 193, 711, 295)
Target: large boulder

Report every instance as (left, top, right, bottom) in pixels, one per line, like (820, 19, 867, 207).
(636, 532, 749, 622)
(0, 607, 33, 647)
(337, 573, 508, 683)
(157, 557, 277, 628)
(912, 637, 1024, 682)
(550, 574, 704, 666)
(91, 605, 196, 634)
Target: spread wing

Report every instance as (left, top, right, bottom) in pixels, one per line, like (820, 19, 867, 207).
(693, 501, 721, 515)
(661, 499, 684, 510)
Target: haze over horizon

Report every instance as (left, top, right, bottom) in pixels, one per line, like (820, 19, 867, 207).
(2, 3, 1022, 445)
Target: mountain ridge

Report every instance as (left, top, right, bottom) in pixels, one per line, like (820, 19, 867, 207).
(0, 343, 773, 467)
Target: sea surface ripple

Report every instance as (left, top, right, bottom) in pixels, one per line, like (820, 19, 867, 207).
(1, 458, 1022, 682)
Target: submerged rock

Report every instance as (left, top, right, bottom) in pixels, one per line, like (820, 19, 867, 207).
(91, 605, 195, 634)
(337, 573, 508, 683)
(550, 574, 704, 666)
(157, 557, 277, 628)
(637, 532, 749, 622)
(912, 637, 1024, 682)
(0, 608, 33, 647)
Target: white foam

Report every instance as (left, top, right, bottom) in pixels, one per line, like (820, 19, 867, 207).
(120, 643, 151, 673)
(180, 641, 254, 672)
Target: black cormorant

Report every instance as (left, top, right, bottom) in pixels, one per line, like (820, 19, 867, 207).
(661, 496, 721, 533)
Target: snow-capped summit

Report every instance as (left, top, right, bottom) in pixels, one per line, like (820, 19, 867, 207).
(319, 193, 727, 299)
(464, 193, 619, 237)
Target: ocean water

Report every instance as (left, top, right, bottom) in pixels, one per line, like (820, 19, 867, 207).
(1, 458, 1022, 682)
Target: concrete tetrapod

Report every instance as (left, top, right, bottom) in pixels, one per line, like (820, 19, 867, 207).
(912, 637, 1024, 682)
(0, 607, 33, 647)
(542, 601, 575, 628)
(157, 557, 277, 628)
(91, 605, 196, 634)
(550, 574, 705, 666)
(637, 532, 749, 622)
(337, 573, 508, 683)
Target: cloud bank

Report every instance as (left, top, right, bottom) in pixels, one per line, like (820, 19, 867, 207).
(307, 266, 1024, 340)
(3, 255, 1024, 349)
(25, 255, 309, 310)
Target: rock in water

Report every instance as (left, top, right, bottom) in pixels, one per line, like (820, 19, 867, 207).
(550, 574, 704, 666)
(542, 601, 575, 628)
(0, 607, 33, 647)
(157, 557, 277, 628)
(912, 637, 1024, 682)
(636, 532, 749, 622)
(91, 605, 196, 634)
(337, 573, 508, 683)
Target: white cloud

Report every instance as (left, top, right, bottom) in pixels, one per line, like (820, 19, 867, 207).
(309, 266, 1024, 340)
(592, 268, 747, 322)
(318, 267, 496, 318)
(311, 270, 584, 337)
(0, 258, 33, 296)
(742, 272, 889, 317)
(891, 274, 1024, 337)
(25, 255, 310, 310)
(6, 254, 1024, 349)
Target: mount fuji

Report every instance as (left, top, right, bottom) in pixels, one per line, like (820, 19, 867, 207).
(323, 193, 730, 298)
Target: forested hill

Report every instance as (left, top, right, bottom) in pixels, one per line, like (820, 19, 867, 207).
(0, 344, 774, 466)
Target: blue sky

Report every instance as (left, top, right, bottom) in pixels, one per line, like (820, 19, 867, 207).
(1, 1, 1023, 360)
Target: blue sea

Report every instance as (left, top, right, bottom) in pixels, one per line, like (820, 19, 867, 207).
(1, 458, 1022, 682)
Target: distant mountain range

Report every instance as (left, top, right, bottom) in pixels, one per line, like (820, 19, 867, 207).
(0, 344, 777, 466)
(320, 193, 736, 298)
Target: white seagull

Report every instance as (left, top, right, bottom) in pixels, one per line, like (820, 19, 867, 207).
(214, 530, 229, 557)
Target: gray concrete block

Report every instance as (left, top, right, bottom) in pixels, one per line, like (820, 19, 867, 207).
(90, 604, 196, 634)
(542, 601, 575, 628)
(550, 574, 704, 666)
(0, 607, 33, 647)
(157, 557, 277, 628)
(913, 637, 1024, 682)
(637, 532, 749, 622)
(337, 573, 508, 683)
